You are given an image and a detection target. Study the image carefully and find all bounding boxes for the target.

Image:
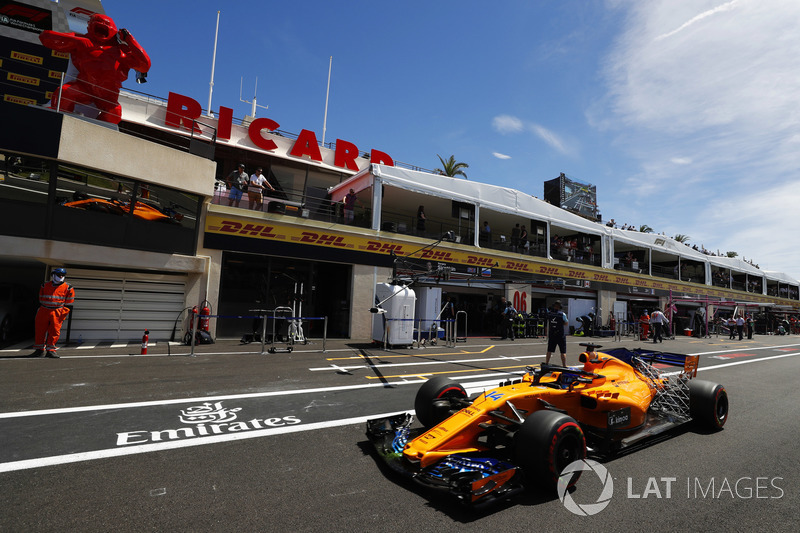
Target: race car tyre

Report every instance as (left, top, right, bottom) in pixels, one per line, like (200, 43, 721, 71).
(414, 376, 467, 428)
(689, 380, 728, 430)
(513, 410, 586, 490)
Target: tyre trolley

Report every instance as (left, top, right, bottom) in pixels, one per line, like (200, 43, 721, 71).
(266, 306, 294, 354)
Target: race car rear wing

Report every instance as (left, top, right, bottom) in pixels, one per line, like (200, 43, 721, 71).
(603, 347, 699, 377)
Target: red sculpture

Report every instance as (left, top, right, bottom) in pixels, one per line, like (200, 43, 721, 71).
(39, 13, 151, 125)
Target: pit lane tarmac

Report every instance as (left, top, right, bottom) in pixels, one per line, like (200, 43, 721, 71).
(2, 339, 799, 474)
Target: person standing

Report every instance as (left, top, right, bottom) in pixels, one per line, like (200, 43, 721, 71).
(502, 301, 517, 340)
(736, 314, 745, 340)
(519, 225, 529, 254)
(29, 268, 75, 358)
(247, 168, 273, 211)
(545, 300, 568, 366)
(728, 316, 736, 339)
(226, 163, 248, 207)
(650, 308, 666, 343)
(639, 309, 650, 341)
(511, 223, 521, 252)
(343, 188, 360, 224)
(746, 314, 754, 339)
(416, 205, 426, 234)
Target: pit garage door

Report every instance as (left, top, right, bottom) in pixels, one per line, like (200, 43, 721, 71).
(67, 269, 187, 342)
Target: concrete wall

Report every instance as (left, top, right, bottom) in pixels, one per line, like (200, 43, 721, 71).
(352, 264, 392, 339)
(57, 115, 217, 196)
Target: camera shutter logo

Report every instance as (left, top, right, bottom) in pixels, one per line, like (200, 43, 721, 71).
(557, 459, 614, 516)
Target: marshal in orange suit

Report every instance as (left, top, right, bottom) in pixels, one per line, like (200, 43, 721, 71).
(30, 268, 75, 358)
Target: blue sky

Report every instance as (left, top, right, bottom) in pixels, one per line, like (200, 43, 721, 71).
(101, 0, 800, 280)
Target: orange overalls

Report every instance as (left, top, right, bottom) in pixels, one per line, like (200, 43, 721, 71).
(34, 281, 75, 352)
(640, 313, 650, 340)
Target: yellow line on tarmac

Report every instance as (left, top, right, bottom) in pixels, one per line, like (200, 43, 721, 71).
(365, 362, 531, 380)
(326, 345, 495, 361)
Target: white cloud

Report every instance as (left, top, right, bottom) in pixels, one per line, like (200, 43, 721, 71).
(596, 0, 800, 279)
(492, 115, 524, 134)
(530, 123, 569, 155)
(492, 152, 512, 160)
(492, 115, 572, 155)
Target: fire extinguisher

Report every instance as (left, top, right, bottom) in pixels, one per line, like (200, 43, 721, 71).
(141, 329, 149, 355)
(199, 299, 211, 332)
(610, 315, 616, 331)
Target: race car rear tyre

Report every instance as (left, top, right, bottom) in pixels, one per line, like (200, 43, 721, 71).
(414, 376, 467, 428)
(689, 380, 728, 430)
(513, 410, 586, 490)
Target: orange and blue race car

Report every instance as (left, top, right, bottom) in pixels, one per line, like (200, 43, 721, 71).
(366, 343, 728, 508)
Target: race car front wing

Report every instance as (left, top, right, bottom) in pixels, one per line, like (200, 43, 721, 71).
(366, 413, 523, 507)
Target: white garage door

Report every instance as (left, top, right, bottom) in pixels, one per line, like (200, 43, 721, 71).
(67, 269, 187, 342)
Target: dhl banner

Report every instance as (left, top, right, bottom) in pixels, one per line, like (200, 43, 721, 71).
(204, 214, 797, 306)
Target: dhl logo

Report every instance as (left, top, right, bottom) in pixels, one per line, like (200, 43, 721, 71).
(419, 249, 453, 261)
(364, 241, 404, 254)
(568, 270, 586, 279)
(7, 72, 39, 86)
(466, 256, 495, 267)
(504, 261, 530, 271)
(11, 51, 43, 65)
(299, 232, 347, 247)
(615, 276, 629, 284)
(635, 280, 648, 287)
(218, 221, 277, 238)
(593, 274, 609, 282)
(538, 266, 560, 275)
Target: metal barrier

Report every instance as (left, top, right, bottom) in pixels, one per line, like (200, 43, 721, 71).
(176, 311, 328, 356)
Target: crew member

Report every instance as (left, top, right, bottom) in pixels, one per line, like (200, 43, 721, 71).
(545, 300, 568, 366)
(639, 309, 650, 341)
(30, 268, 75, 358)
(650, 308, 667, 343)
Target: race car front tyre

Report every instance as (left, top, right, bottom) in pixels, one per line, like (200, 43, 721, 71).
(414, 376, 467, 428)
(689, 380, 728, 430)
(514, 410, 586, 491)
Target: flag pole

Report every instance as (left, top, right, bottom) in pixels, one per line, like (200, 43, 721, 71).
(206, 10, 220, 117)
(322, 56, 332, 146)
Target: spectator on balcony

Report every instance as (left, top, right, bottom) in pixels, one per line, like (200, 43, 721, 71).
(226, 163, 248, 208)
(247, 168, 273, 211)
(519, 225, 529, 253)
(481, 221, 491, 244)
(343, 188, 361, 224)
(511, 224, 521, 252)
(416, 205, 426, 234)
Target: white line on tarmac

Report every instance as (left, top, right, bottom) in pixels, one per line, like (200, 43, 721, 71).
(1, 350, 799, 473)
(0, 411, 410, 474)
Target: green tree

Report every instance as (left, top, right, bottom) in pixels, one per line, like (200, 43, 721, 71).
(726, 251, 738, 258)
(673, 234, 690, 243)
(435, 154, 469, 179)
(639, 225, 653, 233)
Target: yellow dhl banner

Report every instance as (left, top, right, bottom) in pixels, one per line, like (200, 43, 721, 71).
(204, 214, 793, 303)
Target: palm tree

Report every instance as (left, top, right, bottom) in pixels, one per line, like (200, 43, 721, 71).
(639, 225, 653, 233)
(435, 155, 469, 179)
(673, 234, 690, 243)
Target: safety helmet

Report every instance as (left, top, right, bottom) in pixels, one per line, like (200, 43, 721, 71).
(52, 267, 67, 276)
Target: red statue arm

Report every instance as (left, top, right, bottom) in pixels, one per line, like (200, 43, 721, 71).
(38, 30, 92, 53)
(117, 29, 151, 73)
